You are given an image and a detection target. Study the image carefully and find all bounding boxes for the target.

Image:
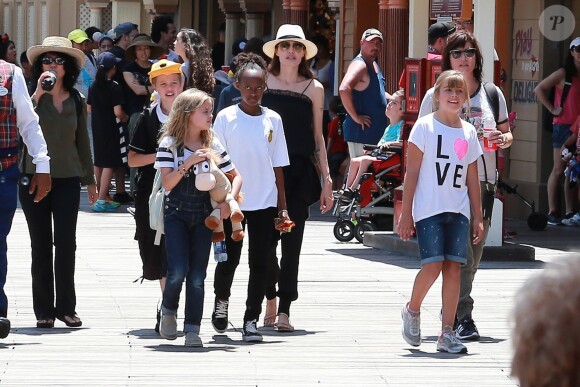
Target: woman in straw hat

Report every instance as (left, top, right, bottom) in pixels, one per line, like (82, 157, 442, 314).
(21, 36, 97, 328)
(259, 24, 334, 331)
(123, 34, 164, 117)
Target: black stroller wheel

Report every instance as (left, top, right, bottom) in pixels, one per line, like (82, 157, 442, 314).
(528, 212, 547, 231)
(354, 221, 376, 243)
(334, 220, 355, 242)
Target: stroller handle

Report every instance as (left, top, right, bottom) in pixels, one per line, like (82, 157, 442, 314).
(363, 143, 403, 155)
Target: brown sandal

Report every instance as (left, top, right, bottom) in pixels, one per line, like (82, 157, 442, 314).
(275, 313, 295, 332)
(36, 318, 54, 328)
(57, 314, 82, 328)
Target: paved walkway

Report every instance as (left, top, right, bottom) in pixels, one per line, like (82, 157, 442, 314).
(1, 197, 578, 386)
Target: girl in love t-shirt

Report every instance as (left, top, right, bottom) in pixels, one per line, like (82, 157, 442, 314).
(409, 114, 482, 223)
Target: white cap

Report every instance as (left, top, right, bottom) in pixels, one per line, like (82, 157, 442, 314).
(570, 37, 580, 49)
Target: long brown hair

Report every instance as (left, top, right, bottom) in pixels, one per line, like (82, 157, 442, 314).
(178, 29, 215, 94)
(160, 88, 214, 151)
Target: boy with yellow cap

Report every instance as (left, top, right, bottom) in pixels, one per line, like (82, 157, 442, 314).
(127, 59, 184, 333)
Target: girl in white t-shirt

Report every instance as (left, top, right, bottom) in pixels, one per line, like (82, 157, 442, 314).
(211, 53, 290, 342)
(154, 89, 241, 347)
(398, 70, 484, 354)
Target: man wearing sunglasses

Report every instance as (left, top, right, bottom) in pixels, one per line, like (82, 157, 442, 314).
(339, 28, 389, 158)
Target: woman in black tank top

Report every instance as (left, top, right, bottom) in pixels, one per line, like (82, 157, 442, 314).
(260, 25, 334, 331)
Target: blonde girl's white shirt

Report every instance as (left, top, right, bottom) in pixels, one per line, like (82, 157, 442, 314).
(418, 84, 509, 183)
(213, 104, 290, 211)
(409, 114, 482, 223)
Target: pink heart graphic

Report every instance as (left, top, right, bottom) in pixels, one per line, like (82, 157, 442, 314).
(454, 138, 468, 160)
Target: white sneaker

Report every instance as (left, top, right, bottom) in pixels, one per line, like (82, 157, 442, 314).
(562, 212, 580, 226)
(401, 304, 421, 346)
(437, 328, 467, 354)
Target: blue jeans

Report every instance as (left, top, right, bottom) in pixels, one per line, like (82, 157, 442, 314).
(415, 212, 469, 265)
(0, 165, 19, 318)
(161, 173, 212, 334)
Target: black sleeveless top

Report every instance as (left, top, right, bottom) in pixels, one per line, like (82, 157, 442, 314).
(261, 81, 315, 158)
(261, 80, 321, 206)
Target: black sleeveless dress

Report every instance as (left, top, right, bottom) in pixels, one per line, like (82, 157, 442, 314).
(261, 85, 321, 208)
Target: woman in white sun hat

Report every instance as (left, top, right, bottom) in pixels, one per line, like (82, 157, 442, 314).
(21, 36, 96, 329)
(260, 24, 333, 331)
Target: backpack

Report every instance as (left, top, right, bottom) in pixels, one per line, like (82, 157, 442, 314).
(148, 146, 178, 245)
(542, 68, 573, 132)
(149, 168, 165, 245)
(483, 82, 500, 124)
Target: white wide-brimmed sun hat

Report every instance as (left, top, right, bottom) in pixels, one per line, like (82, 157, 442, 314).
(27, 36, 86, 68)
(263, 24, 318, 60)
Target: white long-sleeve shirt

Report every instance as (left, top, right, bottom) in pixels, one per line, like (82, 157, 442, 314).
(11, 65, 50, 173)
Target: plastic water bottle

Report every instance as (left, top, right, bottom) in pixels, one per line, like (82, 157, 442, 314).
(482, 115, 497, 152)
(213, 241, 228, 262)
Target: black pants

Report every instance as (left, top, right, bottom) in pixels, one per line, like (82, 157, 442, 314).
(214, 207, 277, 322)
(134, 185, 166, 280)
(19, 176, 80, 320)
(265, 197, 309, 316)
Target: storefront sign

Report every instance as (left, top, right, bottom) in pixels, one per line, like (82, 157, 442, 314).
(430, 0, 463, 19)
(513, 80, 538, 103)
(521, 55, 540, 77)
(515, 26, 533, 57)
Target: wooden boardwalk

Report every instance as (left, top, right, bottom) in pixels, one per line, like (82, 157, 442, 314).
(1, 200, 578, 386)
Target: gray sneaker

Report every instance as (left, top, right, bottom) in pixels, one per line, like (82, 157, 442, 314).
(562, 212, 580, 226)
(184, 331, 203, 347)
(401, 304, 421, 346)
(437, 329, 467, 354)
(159, 312, 177, 340)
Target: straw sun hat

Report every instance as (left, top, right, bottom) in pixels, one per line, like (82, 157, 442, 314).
(125, 35, 164, 61)
(263, 24, 317, 60)
(27, 36, 86, 68)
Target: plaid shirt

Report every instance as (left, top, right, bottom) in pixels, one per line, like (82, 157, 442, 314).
(0, 61, 18, 170)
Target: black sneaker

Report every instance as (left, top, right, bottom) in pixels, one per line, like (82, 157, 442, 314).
(455, 319, 480, 341)
(0, 317, 10, 339)
(113, 191, 133, 204)
(154, 306, 161, 334)
(242, 320, 263, 342)
(211, 298, 229, 333)
(547, 212, 562, 226)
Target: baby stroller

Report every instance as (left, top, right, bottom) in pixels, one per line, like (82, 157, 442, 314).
(332, 144, 404, 242)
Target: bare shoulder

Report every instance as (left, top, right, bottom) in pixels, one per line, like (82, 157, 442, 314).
(345, 59, 366, 75)
(304, 78, 324, 99)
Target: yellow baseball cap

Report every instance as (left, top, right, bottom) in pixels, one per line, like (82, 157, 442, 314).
(148, 59, 182, 82)
(68, 29, 90, 44)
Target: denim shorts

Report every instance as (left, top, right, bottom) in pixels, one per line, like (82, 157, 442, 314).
(552, 124, 572, 148)
(415, 212, 469, 265)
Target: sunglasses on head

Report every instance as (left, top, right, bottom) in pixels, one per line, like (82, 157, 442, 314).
(277, 41, 305, 53)
(41, 56, 66, 65)
(449, 48, 477, 59)
(572, 46, 580, 53)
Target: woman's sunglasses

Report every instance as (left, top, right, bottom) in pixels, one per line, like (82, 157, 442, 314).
(41, 56, 66, 65)
(277, 41, 305, 53)
(571, 46, 580, 53)
(449, 48, 477, 59)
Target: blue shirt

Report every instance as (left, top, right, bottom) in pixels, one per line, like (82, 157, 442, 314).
(343, 55, 388, 144)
